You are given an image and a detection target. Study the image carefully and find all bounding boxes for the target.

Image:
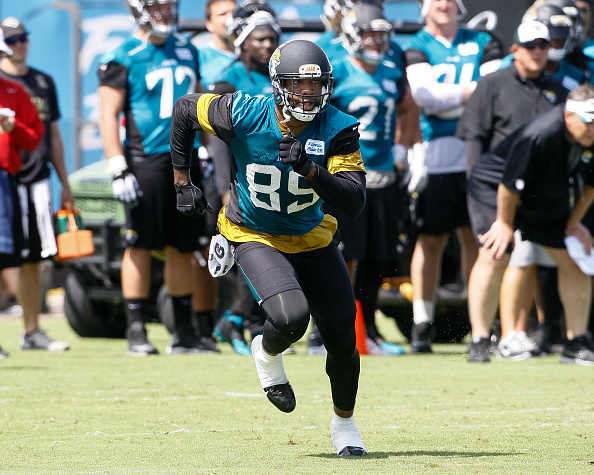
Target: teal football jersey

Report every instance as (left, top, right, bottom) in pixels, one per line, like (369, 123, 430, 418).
(216, 61, 273, 96)
(198, 43, 237, 87)
(225, 92, 358, 235)
(99, 34, 200, 156)
(331, 57, 405, 170)
(406, 28, 496, 141)
(498, 53, 585, 92)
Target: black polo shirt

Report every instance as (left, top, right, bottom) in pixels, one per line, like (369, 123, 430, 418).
(468, 105, 594, 248)
(457, 63, 567, 169)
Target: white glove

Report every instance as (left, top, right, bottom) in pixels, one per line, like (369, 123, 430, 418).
(208, 234, 235, 277)
(403, 143, 429, 196)
(109, 155, 141, 208)
(392, 143, 408, 167)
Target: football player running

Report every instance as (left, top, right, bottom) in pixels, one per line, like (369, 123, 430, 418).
(170, 39, 369, 457)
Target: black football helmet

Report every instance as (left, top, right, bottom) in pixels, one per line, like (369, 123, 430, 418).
(341, 4, 392, 65)
(226, 0, 281, 52)
(269, 39, 333, 122)
(533, 0, 583, 51)
(523, 3, 573, 61)
(128, 0, 179, 37)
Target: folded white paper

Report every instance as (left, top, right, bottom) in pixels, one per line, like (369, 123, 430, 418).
(564, 236, 594, 275)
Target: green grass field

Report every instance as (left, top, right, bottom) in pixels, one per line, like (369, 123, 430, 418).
(1, 312, 593, 474)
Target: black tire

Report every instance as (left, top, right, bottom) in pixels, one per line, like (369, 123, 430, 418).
(157, 284, 175, 334)
(64, 271, 126, 338)
(379, 302, 470, 344)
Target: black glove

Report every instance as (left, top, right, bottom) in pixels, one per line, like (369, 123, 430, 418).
(279, 135, 312, 176)
(174, 182, 214, 216)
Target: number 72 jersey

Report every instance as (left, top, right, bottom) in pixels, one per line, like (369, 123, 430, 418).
(99, 34, 200, 157)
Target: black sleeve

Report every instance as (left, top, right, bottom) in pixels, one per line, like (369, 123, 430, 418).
(325, 124, 360, 158)
(98, 60, 128, 89)
(404, 48, 428, 66)
(311, 168, 366, 219)
(170, 93, 203, 170)
(210, 135, 233, 196)
(482, 36, 504, 64)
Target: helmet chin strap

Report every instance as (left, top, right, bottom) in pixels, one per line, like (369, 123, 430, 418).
(280, 105, 293, 125)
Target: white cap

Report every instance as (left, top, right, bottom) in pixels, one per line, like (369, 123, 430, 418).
(516, 20, 550, 46)
(0, 28, 13, 56)
(566, 99, 594, 123)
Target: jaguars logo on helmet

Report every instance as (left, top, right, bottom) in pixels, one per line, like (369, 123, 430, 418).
(269, 39, 334, 123)
(128, 0, 179, 38)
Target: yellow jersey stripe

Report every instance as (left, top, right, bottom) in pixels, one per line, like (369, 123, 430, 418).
(197, 93, 219, 136)
(327, 150, 366, 174)
(217, 207, 338, 254)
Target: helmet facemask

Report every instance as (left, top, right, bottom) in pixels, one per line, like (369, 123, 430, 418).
(128, 0, 179, 38)
(274, 74, 334, 122)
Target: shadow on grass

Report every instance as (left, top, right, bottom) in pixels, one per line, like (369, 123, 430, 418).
(0, 366, 50, 370)
(307, 450, 518, 460)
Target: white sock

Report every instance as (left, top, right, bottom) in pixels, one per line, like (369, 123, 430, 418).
(413, 300, 434, 325)
(330, 414, 367, 453)
(251, 335, 288, 389)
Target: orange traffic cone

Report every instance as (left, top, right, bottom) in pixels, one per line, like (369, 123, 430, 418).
(354, 299, 368, 355)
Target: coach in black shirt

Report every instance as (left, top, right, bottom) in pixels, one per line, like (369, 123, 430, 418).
(458, 21, 567, 175)
(457, 21, 567, 360)
(465, 84, 594, 366)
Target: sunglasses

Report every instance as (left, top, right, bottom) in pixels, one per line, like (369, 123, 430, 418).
(522, 40, 550, 50)
(5, 35, 28, 46)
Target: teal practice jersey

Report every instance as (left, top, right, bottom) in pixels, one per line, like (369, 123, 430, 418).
(99, 34, 200, 157)
(498, 53, 585, 92)
(224, 92, 359, 236)
(216, 61, 273, 96)
(406, 28, 498, 141)
(198, 42, 237, 87)
(331, 57, 406, 170)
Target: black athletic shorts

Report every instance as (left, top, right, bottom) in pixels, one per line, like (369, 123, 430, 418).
(467, 193, 514, 254)
(125, 152, 213, 252)
(327, 181, 401, 262)
(415, 172, 470, 235)
(233, 239, 356, 322)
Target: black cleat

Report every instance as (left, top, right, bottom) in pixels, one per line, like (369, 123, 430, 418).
(263, 383, 296, 413)
(467, 337, 491, 363)
(127, 322, 159, 356)
(337, 446, 368, 457)
(410, 322, 434, 353)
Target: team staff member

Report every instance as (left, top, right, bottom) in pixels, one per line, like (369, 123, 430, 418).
(98, 0, 216, 355)
(170, 39, 369, 456)
(457, 21, 567, 361)
(0, 29, 44, 358)
(0, 17, 72, 352)
(466, 84, 594, 365)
